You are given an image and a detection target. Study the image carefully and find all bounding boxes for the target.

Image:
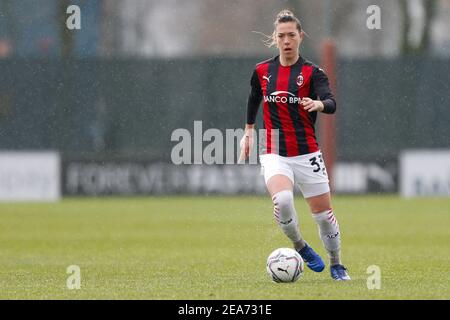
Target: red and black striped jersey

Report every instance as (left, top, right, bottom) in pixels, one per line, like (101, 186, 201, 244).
(246, 55, 336, 157)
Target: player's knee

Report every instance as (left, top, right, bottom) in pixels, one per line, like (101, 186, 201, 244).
(272, 190, 294, 211)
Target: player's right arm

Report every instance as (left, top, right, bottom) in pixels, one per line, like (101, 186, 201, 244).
(239, 69, 262, 162)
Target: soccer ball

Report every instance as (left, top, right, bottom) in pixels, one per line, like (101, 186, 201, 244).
(266, 248, 304, 283)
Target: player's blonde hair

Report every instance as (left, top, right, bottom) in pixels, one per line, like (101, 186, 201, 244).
(255, 9, 304, 48)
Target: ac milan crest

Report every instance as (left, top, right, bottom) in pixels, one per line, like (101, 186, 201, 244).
(296, 73, 304, 87)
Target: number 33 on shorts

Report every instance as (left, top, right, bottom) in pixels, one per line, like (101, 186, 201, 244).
(309, 154, 327, 175)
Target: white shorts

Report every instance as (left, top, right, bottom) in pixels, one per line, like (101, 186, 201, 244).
(259, 151, 330, 198)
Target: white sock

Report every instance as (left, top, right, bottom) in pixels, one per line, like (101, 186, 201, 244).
(272, 190, 305, 251)
(312, 209, 341, 265)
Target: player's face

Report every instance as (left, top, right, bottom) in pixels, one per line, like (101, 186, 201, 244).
(276, 22, 302, 60)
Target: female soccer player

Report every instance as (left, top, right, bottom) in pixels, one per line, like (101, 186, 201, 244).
(239, 10, 350, 280)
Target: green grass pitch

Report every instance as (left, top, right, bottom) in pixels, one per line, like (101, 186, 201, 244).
(0, 195, 448, 299)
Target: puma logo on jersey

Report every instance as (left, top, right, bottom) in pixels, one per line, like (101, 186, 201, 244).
(263, 75, 272, 83)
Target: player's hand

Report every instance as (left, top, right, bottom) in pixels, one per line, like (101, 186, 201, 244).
(238, 133, 254, 163)
(302, 98, 324, 112)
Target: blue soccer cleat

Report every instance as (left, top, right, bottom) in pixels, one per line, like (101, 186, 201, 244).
(330, 264, 351, 281)
(298, 243, 325, 272)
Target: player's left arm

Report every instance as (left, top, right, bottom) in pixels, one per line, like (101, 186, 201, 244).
(302, 67, 336, 114)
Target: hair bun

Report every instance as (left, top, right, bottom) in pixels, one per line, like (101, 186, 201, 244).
(277, 9, 294, 19)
